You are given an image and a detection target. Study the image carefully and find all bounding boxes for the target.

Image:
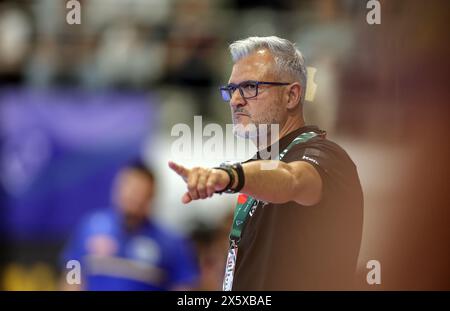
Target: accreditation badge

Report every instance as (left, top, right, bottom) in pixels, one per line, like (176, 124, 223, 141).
(222, 245, 238, 291)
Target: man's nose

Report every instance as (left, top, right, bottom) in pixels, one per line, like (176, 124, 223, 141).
(230, 89, 246, 108)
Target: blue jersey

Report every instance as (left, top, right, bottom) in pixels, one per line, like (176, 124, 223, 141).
(62, 209, 199, 290)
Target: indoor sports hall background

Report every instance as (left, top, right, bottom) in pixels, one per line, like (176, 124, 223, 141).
(0, 0, 449, 290)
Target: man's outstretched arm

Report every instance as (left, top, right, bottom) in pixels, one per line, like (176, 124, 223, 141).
(168, 160, 322, 206)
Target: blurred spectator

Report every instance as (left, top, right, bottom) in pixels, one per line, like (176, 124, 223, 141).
(89, 21, 166, 90)
(189, 212, 232, 290)
(0, 5, 32, 86)
(60, 159, 199, 290)
(294, 0, 356, 135)
(162, 0, 220, 117)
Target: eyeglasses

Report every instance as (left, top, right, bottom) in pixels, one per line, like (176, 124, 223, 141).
(220, 80, 291, 102)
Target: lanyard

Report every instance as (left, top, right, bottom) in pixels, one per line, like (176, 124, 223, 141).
(229, 131, 324, 246)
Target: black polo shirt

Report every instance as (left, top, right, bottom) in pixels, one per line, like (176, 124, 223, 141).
(232, 125, 364, 290)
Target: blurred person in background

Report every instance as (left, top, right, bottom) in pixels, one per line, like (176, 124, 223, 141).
(0, 5, 32, 86)
(189, 212, 232, 290)
(60, 159, 199, 291)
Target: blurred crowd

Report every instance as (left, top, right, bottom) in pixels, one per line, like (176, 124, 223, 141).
(0, 0, 449, 290)
(0, 0, 397, 131)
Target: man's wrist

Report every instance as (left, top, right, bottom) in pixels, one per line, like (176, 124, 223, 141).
(213, 165, 234, 194)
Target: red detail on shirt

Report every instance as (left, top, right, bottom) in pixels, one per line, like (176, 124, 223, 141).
(237, 194, 248, 204)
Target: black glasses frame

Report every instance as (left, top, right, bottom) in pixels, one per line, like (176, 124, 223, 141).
(220, 80, 291, 102)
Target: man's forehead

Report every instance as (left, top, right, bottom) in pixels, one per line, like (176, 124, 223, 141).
(229, 49, 276, 83)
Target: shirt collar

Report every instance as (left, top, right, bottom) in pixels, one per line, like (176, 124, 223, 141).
(255, 125, 323, 160)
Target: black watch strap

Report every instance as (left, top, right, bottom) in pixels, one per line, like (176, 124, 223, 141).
(230, 162, 245, 193)
(213, 162, 245, 194)
(213, 165, 235, 194)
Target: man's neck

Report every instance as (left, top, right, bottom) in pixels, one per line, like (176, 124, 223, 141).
(253, 118, 305, 151)
(279, 118, 305, 140)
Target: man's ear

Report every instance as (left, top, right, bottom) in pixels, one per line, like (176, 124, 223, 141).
(286, 82, 302, 110)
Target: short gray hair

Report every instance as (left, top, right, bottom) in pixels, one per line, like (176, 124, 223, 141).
(229, 36, 307, 105)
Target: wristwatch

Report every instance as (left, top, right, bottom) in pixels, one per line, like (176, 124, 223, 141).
(214, 162, 245, 194)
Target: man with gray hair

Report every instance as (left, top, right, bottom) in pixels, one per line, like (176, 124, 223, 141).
(170, 36, 363, 290)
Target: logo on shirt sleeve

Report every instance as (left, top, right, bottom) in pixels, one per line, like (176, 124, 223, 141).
(301, 155, 319, 166)
(301, 148, 321, 166)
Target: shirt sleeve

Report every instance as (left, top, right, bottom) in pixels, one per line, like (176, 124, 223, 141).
(285, 137, 359, 203)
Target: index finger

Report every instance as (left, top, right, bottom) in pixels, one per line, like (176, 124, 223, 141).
(168, 161, 190, 180)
